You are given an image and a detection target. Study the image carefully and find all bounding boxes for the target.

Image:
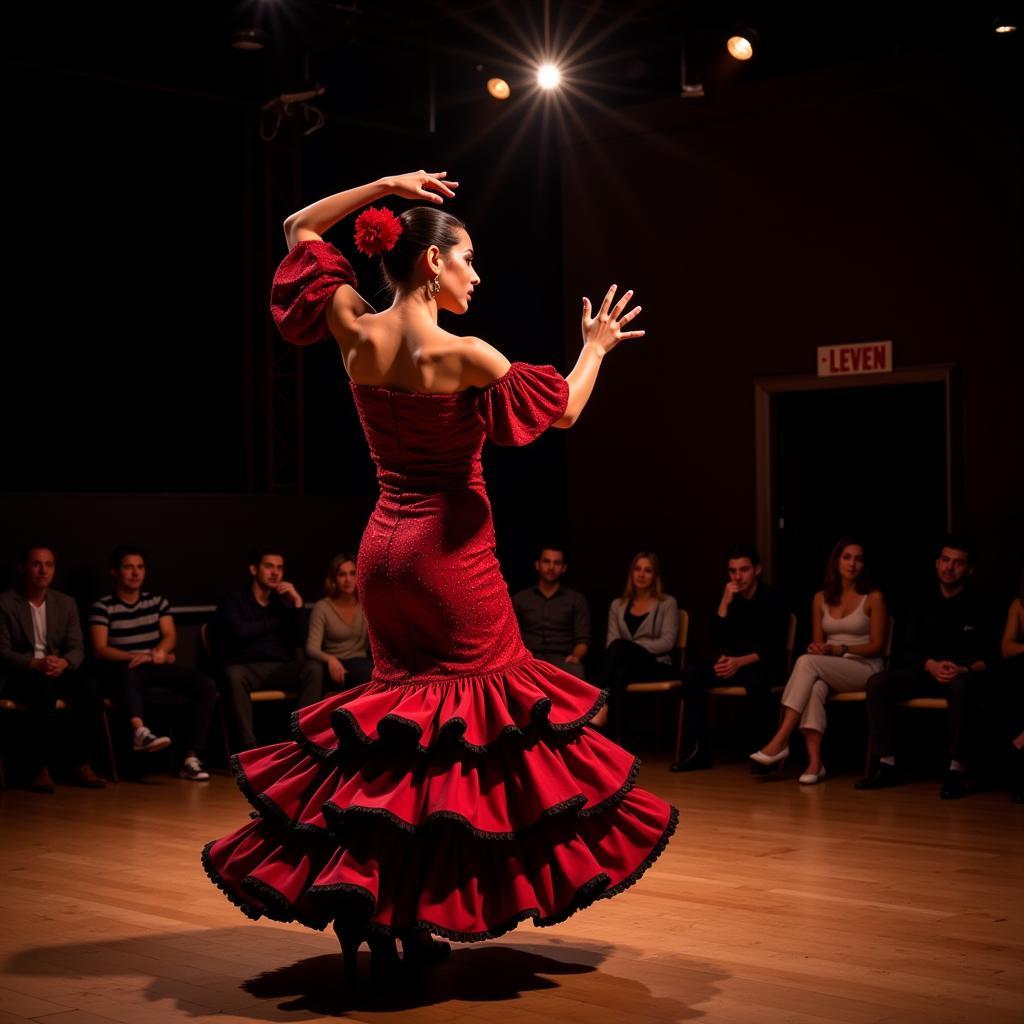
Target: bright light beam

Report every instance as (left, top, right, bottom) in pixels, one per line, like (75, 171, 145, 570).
(537, 63, 562, 90)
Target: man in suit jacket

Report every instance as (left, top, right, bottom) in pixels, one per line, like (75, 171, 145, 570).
(0, 545, 106, 791)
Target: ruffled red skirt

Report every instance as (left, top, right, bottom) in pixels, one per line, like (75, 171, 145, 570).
(203, 655, 678, 941)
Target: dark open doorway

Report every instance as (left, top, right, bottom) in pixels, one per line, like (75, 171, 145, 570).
(755, 367, 954, 631)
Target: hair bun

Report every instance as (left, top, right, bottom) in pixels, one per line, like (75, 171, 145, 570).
(354, 206, 403, 256)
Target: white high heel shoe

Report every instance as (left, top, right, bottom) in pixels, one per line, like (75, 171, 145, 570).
(750, 746, 789, 766)
(798, 766, 827, 785)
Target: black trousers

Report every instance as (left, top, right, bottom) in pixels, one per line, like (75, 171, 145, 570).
(0, 667, 102, 771)
(865, 667, 991, 762)
(318, 656, 374, 692)
(679, 662, 777, 754)
(96, 661, 217, 755)
(997, 654, 1024, 741)
(222, 659, 321, 749)
(598, 639, 672, 732)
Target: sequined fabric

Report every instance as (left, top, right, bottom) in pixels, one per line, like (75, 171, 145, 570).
(202, 241, 678, 941)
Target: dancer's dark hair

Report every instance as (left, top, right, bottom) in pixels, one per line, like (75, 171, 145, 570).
(380, 207, 466, 290)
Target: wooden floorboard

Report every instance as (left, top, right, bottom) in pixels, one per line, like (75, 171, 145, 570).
(1, 757, 1021, 1023)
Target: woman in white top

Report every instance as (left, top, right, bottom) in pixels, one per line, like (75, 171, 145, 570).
(751, 537, 888, 783)
(305, 553, 372, 691)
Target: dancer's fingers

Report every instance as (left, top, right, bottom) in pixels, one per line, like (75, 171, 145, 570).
(610, 288, 634, 319)
(618, 330, 646, 340)
(619, 305, 642, 324)
(599, 284, 618, 317)
(582, 296, 592, 319)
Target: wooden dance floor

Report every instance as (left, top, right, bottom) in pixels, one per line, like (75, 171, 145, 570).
(1, 758, 1021, 1024)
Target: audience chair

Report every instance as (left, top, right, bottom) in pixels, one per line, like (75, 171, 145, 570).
(674, 612, 798, 762)
(622, 610, 690, 752)
(200, 622, 298, 758)
(0, 696, 118, 787)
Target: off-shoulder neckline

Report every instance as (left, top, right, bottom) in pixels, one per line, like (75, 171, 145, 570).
(348, 363, 518, 398)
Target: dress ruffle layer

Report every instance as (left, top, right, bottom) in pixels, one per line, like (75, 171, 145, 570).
(204, 657, 678, 941)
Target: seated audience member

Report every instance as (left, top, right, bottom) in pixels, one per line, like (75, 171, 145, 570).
(599, 551, 679, 733)
(306, 553, 373, 691)
(216, 546, 319, 750)
(1000, 571, 1024, 803)
(0, 545, 106, 792)
(673, 544, 788, 771)
(857, 535, 995, 800)
(89, 545, 216, 781)
(512, 545, 590, 680)
(751, 536, 888, 785)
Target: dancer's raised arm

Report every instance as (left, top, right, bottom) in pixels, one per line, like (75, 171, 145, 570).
(283, 171, 459, 249)
(554, 284, 644, 428)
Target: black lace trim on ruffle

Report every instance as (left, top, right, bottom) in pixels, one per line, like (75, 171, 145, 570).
(329, 689, 606, 756)
(230, 753, 333, 842)
(321, 793, 591, 842)
(289, 709, 340, 763)
(240, 875, 331, 932)
(205, 804, 679, 943)
(200, 840, 264, 922)
(579, 756, 642, 817)
(596, 804, 679, 904)
(229, 745, 642, 846)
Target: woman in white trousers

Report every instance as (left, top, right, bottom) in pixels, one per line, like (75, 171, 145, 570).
(751, 537, 888, 783)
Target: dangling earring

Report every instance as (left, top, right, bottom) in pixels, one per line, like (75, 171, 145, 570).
(430, 274, 441, 297)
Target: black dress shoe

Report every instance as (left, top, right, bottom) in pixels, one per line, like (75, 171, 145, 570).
(670, 741, 710, 773)
(855, 761, 899, 790)
(940, 769, 968, 800)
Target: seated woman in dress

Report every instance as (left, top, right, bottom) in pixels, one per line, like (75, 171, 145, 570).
(599, 551, 679, 733)
(305, 552, 373, 691)
(999, 570, 1024, 803)
(750, 536, 888, 784)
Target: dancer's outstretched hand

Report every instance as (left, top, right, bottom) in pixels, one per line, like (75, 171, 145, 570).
(388, 170, 460, 204)
(581, 284, 644, 355)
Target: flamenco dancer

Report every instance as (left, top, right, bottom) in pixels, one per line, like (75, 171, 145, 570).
(202, 169, 678, 980)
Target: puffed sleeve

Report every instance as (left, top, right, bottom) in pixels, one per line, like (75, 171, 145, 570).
(270, 240, 359, 347)
(473, 362, 569, 446)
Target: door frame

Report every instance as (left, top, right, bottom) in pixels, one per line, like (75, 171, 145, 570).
(754, 364, 956, 582)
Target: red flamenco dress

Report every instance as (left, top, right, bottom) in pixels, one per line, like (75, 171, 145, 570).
(202, 240, 678, 941)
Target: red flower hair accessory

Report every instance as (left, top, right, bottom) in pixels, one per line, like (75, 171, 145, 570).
(354, 206, 403, 256)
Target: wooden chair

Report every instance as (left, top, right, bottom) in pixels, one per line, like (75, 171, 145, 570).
(826, 617, 895, 771)
(0, 695, 118, 788)
(672, 612, 798, 763)
(622, 610, 689, 752)
(200, 622, 297, 759)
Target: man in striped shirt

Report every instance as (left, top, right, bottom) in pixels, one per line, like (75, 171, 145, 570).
(89, 545, 217, 781)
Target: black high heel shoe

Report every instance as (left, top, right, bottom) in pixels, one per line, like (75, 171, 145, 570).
(333, 920, 363, 985)
(402, 928, 451, 967)
(333, 921, 402, 983)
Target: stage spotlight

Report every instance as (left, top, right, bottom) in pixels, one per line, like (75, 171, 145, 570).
(487, 77, 511, 100)
(537, 63, 562, 90)
(232, 27, 267, 51)
(727, 35, 754, 61)
(993, 16, 1017, 33)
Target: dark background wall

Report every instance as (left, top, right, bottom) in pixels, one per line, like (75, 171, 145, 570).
(560, 60, 1022, 659)
(1, 7, 1020, 665)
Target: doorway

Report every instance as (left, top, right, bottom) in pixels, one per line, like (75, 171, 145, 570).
(755, 367, 954, 628)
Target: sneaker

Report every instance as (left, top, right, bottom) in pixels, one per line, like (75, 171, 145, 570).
(133, 727, 171, 753)
(179, 756, 210, 782)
